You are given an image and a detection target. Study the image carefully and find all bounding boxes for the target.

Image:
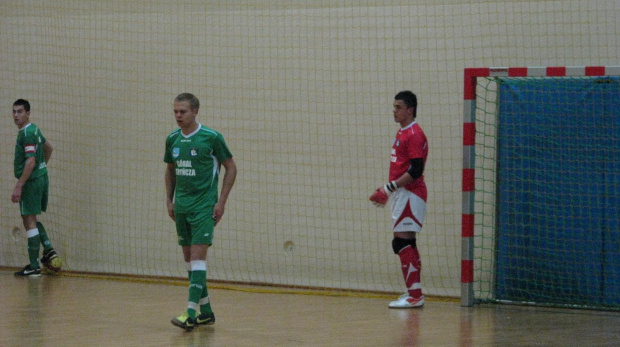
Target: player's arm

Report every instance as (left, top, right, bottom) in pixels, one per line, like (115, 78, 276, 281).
(164, 162, 176, 221)
(386, 157, 424, 189)
(12, 157, 36, 203)
(394, 157, 424, 186)
(43, 140, 53, 164)
(370, 158, 424, 206)
(213, 157, 237, 225)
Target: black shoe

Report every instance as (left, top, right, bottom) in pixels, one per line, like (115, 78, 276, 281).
(196, 312, 215, 325)
(14, 264, 41, 277)
(41, 249, 58, 265)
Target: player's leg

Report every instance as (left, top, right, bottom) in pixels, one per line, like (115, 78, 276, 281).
(37, 222, 54, 253)
(171, 211, 215, 330)
(38, 221, 58, 265)
(175, 244, 212, 328)
(388, 190, 426, 308)
(187, 210, 215, 326)
(37, 174, 58, 263)
(182, 260, 214, 322)
(187, 245, 207, 320)
(15, 178, 43, 277)
(197, 287, 215, 325)
(184, 259, 213, 318)
(14, 214, 41, 276)
(170, 214, 196, 331)
(392, 235, 423, 302)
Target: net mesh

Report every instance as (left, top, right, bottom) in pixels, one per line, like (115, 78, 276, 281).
(1, 0, 618, 298)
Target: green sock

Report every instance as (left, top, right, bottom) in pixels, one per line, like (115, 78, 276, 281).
(187, 263, 212, 315)
(200, 285, 213, 314)
(188, 270, 206, 319)
(36, 222, 53, 252)
(27, 231, 41, 268)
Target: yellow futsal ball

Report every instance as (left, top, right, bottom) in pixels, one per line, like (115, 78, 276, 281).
(43, 256, 63, 274)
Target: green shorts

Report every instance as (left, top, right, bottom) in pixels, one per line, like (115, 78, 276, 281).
(20, 174, 48, 216)
(175, 209, 215, 246)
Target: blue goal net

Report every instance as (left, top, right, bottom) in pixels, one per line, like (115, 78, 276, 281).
(495, 76, 620, 308)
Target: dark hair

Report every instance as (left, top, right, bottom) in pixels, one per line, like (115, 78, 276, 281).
(395, 91, 417, 117)
(175, 93, 200, 111)
(13, 99, 30, 112)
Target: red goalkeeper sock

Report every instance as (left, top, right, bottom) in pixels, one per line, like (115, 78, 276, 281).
(397, 245, 423, 299)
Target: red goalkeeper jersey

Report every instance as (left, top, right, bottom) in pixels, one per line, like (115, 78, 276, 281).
(389, 121, 428, 201)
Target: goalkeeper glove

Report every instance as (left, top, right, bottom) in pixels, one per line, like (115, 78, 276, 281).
(369, 181, 398, 206)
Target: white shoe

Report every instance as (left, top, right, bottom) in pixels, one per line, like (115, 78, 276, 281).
(388, 294, 424, 308)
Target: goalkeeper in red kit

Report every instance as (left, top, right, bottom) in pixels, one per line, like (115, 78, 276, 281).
(370, 90, 428, 308)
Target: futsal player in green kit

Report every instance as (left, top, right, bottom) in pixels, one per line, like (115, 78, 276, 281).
(11, 99, 59, 277)
(164, 93, 237, 331)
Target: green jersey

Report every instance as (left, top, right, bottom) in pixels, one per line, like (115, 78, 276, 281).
(164, 124, 233, 213)
(14, 123, 48, 180)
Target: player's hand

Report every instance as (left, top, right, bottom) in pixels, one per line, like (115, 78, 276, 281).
(369, 181, 398, 207)
(369, 188, 389, 207)
(11, 185, 22, 203)
(213, 201, 225, 226)
(166, 199, 175, 221)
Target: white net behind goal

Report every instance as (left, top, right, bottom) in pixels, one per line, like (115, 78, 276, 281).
(1, 1, 618, 298)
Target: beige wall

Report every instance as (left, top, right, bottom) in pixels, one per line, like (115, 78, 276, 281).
(1, 0, 618, 296)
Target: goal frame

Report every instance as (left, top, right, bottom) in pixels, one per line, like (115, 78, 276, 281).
(460, 65, 620, 307)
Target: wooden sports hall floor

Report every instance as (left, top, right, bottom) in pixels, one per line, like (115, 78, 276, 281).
(1, 271, 619, 346)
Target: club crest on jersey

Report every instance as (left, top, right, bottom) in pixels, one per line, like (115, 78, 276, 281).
(394, 139, 401, 147)
(172, 147, 180, 158)
(190, 148, 198, 157)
